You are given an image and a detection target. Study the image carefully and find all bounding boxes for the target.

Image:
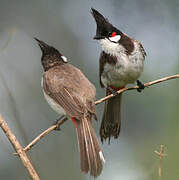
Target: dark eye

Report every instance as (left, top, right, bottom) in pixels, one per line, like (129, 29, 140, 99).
(102, 30, 109, 37)
(108, 32, 112, 37)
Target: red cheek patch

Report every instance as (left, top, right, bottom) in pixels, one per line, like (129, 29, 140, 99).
(111, 32, 117, 37)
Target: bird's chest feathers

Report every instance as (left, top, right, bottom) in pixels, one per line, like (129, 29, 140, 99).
(100, 40, 144, 86)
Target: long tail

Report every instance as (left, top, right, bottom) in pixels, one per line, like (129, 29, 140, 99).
(100, 88, 122, 143)
(72, 117, 105, 177)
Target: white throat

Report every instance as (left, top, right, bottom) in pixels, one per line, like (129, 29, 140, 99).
(108, 35, 121, 42)
(99, 38, 125, 56)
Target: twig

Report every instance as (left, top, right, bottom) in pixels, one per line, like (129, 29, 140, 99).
(95, 74, 179, 105)
(23, 117, 67, 153)
(0, 115, 40, 180)
(14, 117, 68, 155)
(16, 74, 179, 154)
(154, 145, 167, 180)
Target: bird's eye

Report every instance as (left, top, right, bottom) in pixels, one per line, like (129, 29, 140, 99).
(108, 32, 117, 37)
(102, 30, 109, 37)
(108, 32, 112, 37)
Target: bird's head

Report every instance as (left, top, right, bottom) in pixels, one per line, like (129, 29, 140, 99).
(91, 8, 122, 43)
(34, 38, 68, 71)
(91, 8, 134, 55)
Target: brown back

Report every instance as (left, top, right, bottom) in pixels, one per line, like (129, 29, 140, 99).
(43, 63, 96, 120)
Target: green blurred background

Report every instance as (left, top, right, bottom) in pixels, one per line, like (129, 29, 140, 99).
(0, 0, 179, 179)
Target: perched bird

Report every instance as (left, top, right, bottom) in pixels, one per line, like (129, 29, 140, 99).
(91, 8, 146, 143)
(35, 38, 105, 177)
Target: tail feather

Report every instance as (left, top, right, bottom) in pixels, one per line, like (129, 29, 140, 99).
(76, 121, 89, 173)
(100, 90, 122, 143)
(84, 118, 103, 176)
(75, 117, 105, 177)
(83, 119, 96, 175)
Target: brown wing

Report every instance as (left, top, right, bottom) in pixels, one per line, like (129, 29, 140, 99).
(43, 64, 96, 119)
(134, 39, 146, 59)
(139, 42, 147, 58)
(99, 52, 106, 88)
(99, 51, 118, 88)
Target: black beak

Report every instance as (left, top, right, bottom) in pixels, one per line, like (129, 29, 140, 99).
(93, 35, 104, 40)
(34, 37, 49, 51)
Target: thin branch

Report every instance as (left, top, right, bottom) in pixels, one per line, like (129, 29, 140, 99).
(154, 145, 167, 180)
(16, 74, 179, 154)
(14, 117, 68, 155)
(0, 115, 40, 180)
(95, 74, 179, 105)
(25, 117, 67, 153)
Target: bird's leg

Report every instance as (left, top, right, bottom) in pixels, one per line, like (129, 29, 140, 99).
(137, 80, 145, 92)
(106, 86, 118, 96)
(53, 115, 66, 131)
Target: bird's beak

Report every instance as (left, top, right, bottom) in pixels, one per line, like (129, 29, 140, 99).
(93, 35, 104, 40)
(34, 37, 49, 50)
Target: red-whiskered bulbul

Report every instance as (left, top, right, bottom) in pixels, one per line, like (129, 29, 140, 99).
(91, 8, 146, 143)
(35, 38, 105, 177)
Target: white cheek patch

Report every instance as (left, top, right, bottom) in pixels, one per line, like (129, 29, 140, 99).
(99, 38, 119, 56)
(61, 55, 68, 63)
(99, 151, 106, 163)
(109, 35, 121, 43)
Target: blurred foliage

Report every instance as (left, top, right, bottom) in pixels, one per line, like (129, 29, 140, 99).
(0, 0, 179, 179)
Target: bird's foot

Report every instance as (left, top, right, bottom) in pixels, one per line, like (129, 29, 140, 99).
(53, 115, 66, 131)
(137, 80, 145, 92)
(106, 86, 118, 96)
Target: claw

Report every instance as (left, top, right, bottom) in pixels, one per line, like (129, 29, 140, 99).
(53, 115, 66, 131)
(137, 80, 145, 92)
(106, 86, 118, 96)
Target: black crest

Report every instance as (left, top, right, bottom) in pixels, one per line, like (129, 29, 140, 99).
(91, 8, 122, 39)
(34, 38, 61, 57)
(34, 38, 66, 71)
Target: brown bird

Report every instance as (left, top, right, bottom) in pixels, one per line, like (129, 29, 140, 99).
(35, 38, 105, 177)
(91, 8, 146, 143)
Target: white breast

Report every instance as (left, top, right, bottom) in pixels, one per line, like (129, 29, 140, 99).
(99, 39, 144, 87)
(41, 77, 66, 115)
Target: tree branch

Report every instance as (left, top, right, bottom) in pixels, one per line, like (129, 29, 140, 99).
(95, 74, 179, 105)
(15, 74, 179, 154)
(0, 115, 40, 180)
(23, 117, 67, 153)
(13, 117, 68, 155)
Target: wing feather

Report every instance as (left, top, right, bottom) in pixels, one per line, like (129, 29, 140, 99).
(43, 64, 96, 119)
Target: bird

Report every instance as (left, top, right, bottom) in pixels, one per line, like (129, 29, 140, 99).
(35, 38, 105, 177)
(91, 8, 146, 143)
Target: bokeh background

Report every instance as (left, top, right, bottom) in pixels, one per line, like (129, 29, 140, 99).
(0, 0, 179, 179)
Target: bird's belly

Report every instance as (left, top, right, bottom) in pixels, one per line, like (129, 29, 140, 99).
(101, 58, 144, 87)
(41, 77, 66, 115)
(43, 91, 66, 115)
